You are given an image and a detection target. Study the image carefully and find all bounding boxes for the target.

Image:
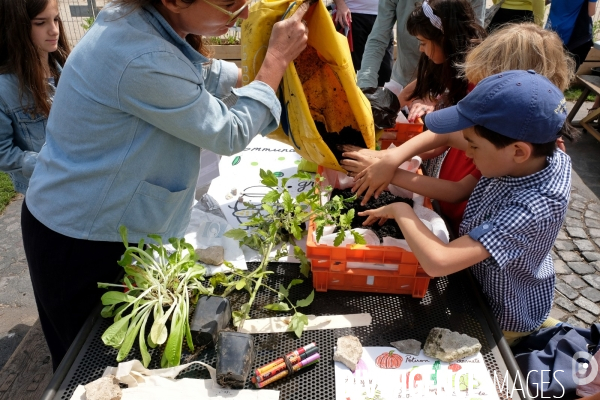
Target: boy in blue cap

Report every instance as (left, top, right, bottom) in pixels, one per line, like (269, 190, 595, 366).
(359, 70, 573, 343)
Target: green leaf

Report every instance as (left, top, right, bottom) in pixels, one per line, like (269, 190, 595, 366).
(260, 169, 279, 187)
(223, 228, 248, 241)
(235, 278, 247, 290)
(101, 314, 133, 347)
(282, 191, 293, 212)
(296, 290, 314, 308)
(116, 309, 147, 362)
(138, 310, 152, 367)
(333, 230, 346, 247)
(101, 305, 116, 318)
(262, 190, 281, 204)
(278, 283, 289, 300)
(288, 279, 303, 289)
(119, 225, 129, 248)
(161, 301, 185, 368)
(264, 302, 291, 311)
(293, 247, 311, 278)
(262, 203, 275, 215)
(290, 223, 302, 240)
(101, 291, 136, 306)
(352, 230, 367, 245)
(289, 312, 308, 338)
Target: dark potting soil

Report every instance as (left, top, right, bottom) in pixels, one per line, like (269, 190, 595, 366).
(331, 188, 413, 242)
(316, 121, 367, 164)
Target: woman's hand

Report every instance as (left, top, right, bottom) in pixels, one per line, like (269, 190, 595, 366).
(334, 0, 351, 28)
(407, 99, 435, 122)
(256, 1, 309, 90)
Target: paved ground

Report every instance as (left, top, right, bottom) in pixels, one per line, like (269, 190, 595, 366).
(0, 101, 599, 372)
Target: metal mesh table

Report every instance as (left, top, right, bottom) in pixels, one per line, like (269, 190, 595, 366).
(44, 263, 523, 400)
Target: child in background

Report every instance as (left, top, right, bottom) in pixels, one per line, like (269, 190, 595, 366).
(0, 0, 70, 194)
(359, 70, 574, 344)
(342, 23, 574, 234)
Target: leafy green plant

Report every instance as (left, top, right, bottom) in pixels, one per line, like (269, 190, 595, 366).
(98, 227, 212, 368)
(207, 28, 241, 45)
(216, 169, 365, 335)
(81, 17, 95, 31)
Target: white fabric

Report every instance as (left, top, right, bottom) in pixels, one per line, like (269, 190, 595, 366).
(70, 360, 279, 400)
(343, 0, 379, 15)
(422, 0, 444, 32)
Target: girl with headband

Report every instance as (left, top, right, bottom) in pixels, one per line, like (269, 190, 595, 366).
(342, 0, 485, 234)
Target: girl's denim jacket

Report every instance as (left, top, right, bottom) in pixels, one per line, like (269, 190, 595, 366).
(0, 72, 58, 194)
(26, 4, 281, 243)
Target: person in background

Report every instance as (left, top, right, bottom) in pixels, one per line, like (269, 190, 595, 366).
(0, 0, 70, 194)
(21, 0, 309, 370)
(546, 0, 597, 72)
(487, 0, 546, 31)
(332, 0, 393, 86)
(356, 0, 484, 96)
(341, 23, 574, 235)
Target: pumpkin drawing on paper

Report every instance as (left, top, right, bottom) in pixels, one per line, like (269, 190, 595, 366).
(375, 350, 403, 369)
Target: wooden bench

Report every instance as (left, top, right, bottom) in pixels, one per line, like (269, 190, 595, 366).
(567, 74, 600, 142)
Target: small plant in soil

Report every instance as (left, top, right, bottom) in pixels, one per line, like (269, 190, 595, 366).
(330, 189, 413, 242)
(98, 227, 212, 368)
(215, 169, 365, 336)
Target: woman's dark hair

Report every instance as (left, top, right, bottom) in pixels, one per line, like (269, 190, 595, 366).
(0, 0, 71, 117)
(110, 0, 210, 57)
(407, 0, 486, 106)
(473, 123, 580, 158)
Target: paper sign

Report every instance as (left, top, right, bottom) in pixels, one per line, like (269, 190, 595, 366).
(335, 347, 500, 400)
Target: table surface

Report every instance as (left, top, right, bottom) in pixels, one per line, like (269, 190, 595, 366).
(44, 263, 523, 400)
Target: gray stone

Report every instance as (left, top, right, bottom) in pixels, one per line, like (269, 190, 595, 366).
(549, 308, 567, 321)
(583, 274, 600, 290)
(555, 282, 580, 299)
(583, 252, 600, 262)
(84, 375, 122, 400)
(559, 251, 583, 262)
(574, 239, 596, 252)
(590, 228, 600, 238)
(567, 316, 587, 328)
(576, 309, 597, 325)
(596, 239, 600, 249)
(390, 339, 421, 356)
(571, 192, 587, 203)
(567, 262, 596, 275)
(556, 230, 569, 240)
(567, 209, 583, 219)
(581, 287, 600, 303)
(562, 274, 589, 289)
(554, 240, 575, 251)
(593, 261, 600, 273)
(585, 210, 600, 221)
(567, 227, 588, 239)
(575, 297, 600, 315)
(554, 260, 572, 274)
(423, 327, 481, 363)
(589, 203, 600, 213)
(195, 246, 224, 265)
(571, 200, 587, 211)
(555, 296, 578, 312)
(333, 335, 363, 371)
(566, 217, 584, 228)
(588, 219, 600, 229)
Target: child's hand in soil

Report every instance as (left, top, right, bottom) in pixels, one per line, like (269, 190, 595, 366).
(358, 202, 410, 226)
(340, 145, 382, 175)
(350, 152, 399, 205)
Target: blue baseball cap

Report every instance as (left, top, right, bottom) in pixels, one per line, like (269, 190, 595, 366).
(424, 70, 567, 143)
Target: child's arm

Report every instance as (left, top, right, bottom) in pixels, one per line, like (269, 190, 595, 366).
(359, 202, 490, 277)
(380, 169, 478, 205)
(341, 129, 469, 202)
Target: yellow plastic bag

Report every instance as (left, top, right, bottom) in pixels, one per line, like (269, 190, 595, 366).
(240, 0, 375, 172)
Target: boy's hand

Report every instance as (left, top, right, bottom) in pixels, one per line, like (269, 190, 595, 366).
(340, 146, 382, 174)
(350, 153, 398, 205)
(358, 202, 409, 226)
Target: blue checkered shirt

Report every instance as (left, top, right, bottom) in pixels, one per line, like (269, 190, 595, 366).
(459, 150, 571, 332)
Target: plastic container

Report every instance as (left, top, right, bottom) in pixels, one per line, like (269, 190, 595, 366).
(216, 331, 255, 388)
(307, 168, 432, 298)
(190, 296, 231, 347)
(379, 120, 424, 149)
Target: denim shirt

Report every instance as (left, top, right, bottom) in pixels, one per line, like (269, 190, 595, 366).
(0, 73, 57, 194)
(26, 3, 281, 242)
(356, 0, 485, 88)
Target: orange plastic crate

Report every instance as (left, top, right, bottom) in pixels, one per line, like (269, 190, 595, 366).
(379, 120, 424, 149)
(307, 169, 432, 298)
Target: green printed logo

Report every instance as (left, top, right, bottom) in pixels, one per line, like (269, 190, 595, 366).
(232, 156, 241, 166)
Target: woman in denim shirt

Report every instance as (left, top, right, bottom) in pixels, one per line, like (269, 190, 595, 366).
(21, 0, 310, 370)
(0, 0, 70, 194)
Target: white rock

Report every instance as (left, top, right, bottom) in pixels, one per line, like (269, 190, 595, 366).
(84, 375, 122, 400)
(333, 335, 363, 371)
